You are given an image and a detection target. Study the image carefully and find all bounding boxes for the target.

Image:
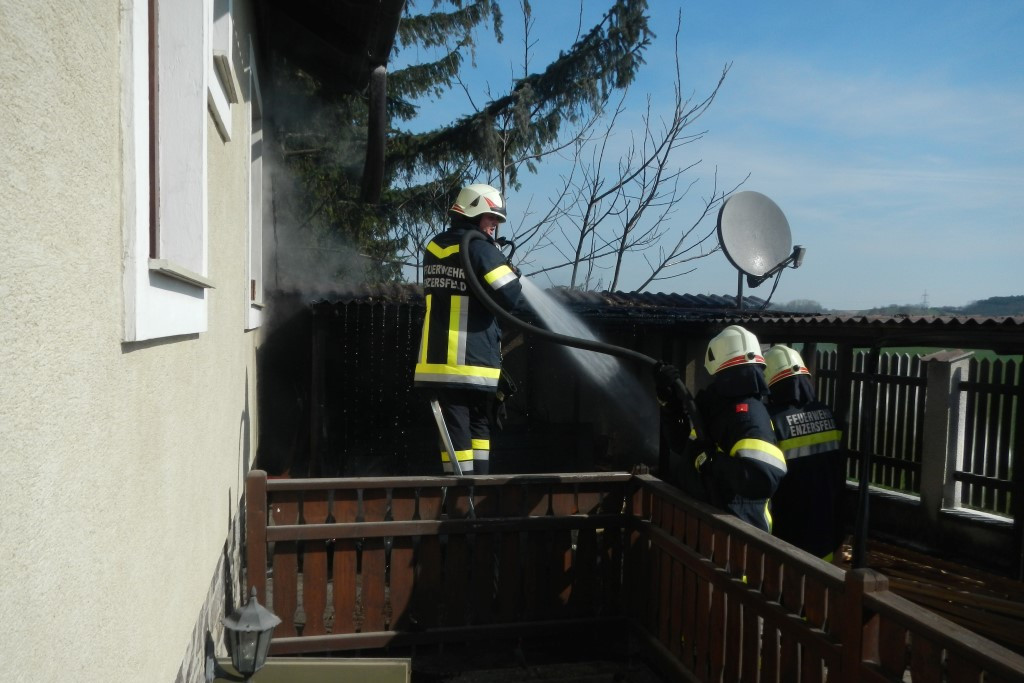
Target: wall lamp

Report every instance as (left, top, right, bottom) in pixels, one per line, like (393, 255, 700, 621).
(206, 588, 281, 682)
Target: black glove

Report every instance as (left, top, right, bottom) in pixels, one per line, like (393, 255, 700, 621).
(492, 371, 517, 430)
(654, 362, 682, 406)
(510, 263, 522, 278)
(694, 451, 712, 474)
(492, 400, 509, 430)
(496, 370, 517, 401)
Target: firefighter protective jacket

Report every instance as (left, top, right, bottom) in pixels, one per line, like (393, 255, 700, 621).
(768, 398, 845, 558)
(414, 225, 522, 393)
(695, 387, 788, 533)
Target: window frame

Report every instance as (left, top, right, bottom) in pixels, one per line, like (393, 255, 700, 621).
(122, 0, 212, 341)
(246, 37, 264, 331)
(209, 0, 237, 141)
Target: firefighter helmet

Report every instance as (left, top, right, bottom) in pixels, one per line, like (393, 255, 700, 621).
(450, 183, 507, 223)
(704, 325, 765, 376)
(764, 345, 810, 386)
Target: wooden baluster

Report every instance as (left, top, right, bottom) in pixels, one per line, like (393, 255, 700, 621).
(496, 483, 523, 623)
(760, 615, 781, 683)
(301, 490, 329, 636)
(270, 490, 300, 638)
(653, 497, 671, 642)
(667, 506, 685, 664)
(760, 553, 783, 682)
(741, 546, 764, 683)
(708, 527, 730, 682)
(440, 485, 470, 627)
(945, 652, 984, 682)
(600, 483, 626, 617)
(802, 575, 830, 683)
(877, 616, 909, 679)
(551, 485, 576, 616)
(471, 528, 496, 625)
(692, 522, 714, 682)
(779, 563, 804, 681)
(723, 533, 744, 683)
(522, 483, 547, 621)
(909, 634, 943, 682)
(574, 483, 603, 620)
(413, 487, 443, 629)
(361, 488, 387, 633)
(574, 521, 598, 619)
(388, 486, 417, 631)
(331, 488, 358, 635)
(470, 482, 499, 625)
(678, 512, 700, 672)
(762, 552, 783, 604)
(574, 485, 602, 617)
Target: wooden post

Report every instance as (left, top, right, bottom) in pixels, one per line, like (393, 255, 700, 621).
(1013, 360, 1024, 581)
(840, 568, 889, 683)
(919, 350, 972, 528)
(852, 347, 880, 569)
(803, 341, 819, 377)
(245, 469, 269, 604)
(834, 344, 854, 444)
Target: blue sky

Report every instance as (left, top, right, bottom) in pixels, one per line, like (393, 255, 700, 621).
(396, 1, 1024, 310)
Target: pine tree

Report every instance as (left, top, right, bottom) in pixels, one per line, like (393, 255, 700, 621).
(269, 0, 651, 286)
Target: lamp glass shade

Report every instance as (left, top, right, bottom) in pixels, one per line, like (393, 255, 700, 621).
(223, 589, 281, 676)
(230, 629, 262, 675)
(255, 631, 274, 671)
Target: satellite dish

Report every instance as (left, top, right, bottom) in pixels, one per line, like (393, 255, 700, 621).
(716, 191, 805, 308)
(717, 191, 792, 278)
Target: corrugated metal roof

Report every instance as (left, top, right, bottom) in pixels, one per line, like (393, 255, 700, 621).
(283, 282, 425, 305)
(279, 284, 1024, 349)
(545, 288, 769, 311)
(287, 284, 769, 312)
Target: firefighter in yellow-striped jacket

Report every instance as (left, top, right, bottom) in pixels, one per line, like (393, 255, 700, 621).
(764, 345, 846, 561)
(690, 326, 788, 533)
(414, 183, 522, 475)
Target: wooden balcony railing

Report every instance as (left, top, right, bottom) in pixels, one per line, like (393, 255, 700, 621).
(245, 470, 1024, 682)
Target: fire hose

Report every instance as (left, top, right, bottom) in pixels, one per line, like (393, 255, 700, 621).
(459, 229, 707, 446)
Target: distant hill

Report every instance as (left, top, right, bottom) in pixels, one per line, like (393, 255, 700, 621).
(775, 295, 1024, 316)
(958, 296, 1024, 316)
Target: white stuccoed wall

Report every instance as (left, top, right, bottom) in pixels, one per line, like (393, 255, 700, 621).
(0, 1, 260, 681)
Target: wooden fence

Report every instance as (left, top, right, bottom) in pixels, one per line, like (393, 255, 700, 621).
(244, 470, 1024, 682)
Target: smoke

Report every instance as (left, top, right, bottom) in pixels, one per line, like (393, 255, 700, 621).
(518, 278, 660, 465)
(263, 150, 373, 299)
(261, 62, 378, 306)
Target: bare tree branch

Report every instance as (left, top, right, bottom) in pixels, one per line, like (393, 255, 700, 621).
(520, 11, 739, 292)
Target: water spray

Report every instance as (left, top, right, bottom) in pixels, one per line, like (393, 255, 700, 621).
(459, 229, 706, 445)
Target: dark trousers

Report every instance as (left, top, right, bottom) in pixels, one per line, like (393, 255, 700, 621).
(435, 390, 492, 474)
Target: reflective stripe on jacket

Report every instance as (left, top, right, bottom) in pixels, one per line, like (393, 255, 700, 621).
(695, 390, 787, 533)
(730, 436, 788, 472)
(414, 226, 521, 392)
(772, 402, 842, 459)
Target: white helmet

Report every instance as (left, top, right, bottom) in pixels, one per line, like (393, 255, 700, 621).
(450, 183, 507, 223)
(704, 325, 765, 376)
(764, 345, 810, 386)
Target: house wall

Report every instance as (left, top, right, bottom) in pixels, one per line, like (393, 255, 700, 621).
(0, 1, 260, 682)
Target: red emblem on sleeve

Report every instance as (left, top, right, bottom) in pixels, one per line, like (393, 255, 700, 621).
(735, 403, 749, 413)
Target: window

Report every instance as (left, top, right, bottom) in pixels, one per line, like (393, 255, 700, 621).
(122, 0, 211, 341)
(246, 38, 264, 331)
(209, 0, 237, 141)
